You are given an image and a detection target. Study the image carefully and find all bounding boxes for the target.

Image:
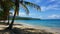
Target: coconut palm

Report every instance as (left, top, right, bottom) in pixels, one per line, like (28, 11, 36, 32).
(8, 0, 41, 30)
(0, 0, 41, 30)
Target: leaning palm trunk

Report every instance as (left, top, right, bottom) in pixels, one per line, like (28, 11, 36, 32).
(7, 0, 19, 30)
(8, 10, 16, 30)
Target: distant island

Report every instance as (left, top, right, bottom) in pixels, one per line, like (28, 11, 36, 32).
(9, 16, 40, 20)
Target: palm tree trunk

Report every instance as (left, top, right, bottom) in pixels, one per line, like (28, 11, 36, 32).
(6, 0, 19, 30)
(7, 11, 16, 30)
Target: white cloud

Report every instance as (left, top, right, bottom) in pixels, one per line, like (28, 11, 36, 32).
(41, 4, 60, 11)
(41, 6, 47, 11)
(24, 13, 42, 18)
(19, 12, 27, 17)
(47, 5, 60, 10)
(41, 0, 60, 11)
(48, 14, 60, 19)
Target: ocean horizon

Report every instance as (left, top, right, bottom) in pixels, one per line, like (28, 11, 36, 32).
(14, 19, 60, 28)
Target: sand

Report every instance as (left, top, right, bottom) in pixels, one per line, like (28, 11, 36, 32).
(0, 23, 60, 34)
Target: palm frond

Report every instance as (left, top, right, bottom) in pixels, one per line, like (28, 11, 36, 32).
(20, 3, 29, 14)
(20, 1, 41, 11)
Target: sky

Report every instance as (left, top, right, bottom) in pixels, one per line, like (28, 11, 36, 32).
(11, 0, 60, 19)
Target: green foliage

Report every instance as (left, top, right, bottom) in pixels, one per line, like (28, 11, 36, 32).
(20, 1, 41, 10)
(0, 0, 41, 29)
(0, 11, 4, 20)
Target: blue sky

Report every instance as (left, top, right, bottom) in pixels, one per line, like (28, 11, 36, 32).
(11, 0, 60, 19)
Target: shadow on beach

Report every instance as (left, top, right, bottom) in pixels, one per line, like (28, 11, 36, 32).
(0, 27, 54, 34)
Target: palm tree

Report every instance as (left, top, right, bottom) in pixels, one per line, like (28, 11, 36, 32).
(7, 0, 41, 30)
(0, 0, 41, 30)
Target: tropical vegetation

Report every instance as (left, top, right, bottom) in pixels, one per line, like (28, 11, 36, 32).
(0, 0, 41, 30)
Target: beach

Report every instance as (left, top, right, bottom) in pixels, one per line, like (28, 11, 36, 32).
(0, 22, 60, 34)
(14, 23, 60, 34)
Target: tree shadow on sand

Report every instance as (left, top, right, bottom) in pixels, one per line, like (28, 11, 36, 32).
(0, 27, 54, 34)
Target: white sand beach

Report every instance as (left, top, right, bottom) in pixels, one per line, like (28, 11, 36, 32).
(0, 22, 60, 34)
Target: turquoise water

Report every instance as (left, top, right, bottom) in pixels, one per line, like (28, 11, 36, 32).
(14, 19, 60, 28)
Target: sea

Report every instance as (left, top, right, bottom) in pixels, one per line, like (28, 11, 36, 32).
(14, 19, 60, 28)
